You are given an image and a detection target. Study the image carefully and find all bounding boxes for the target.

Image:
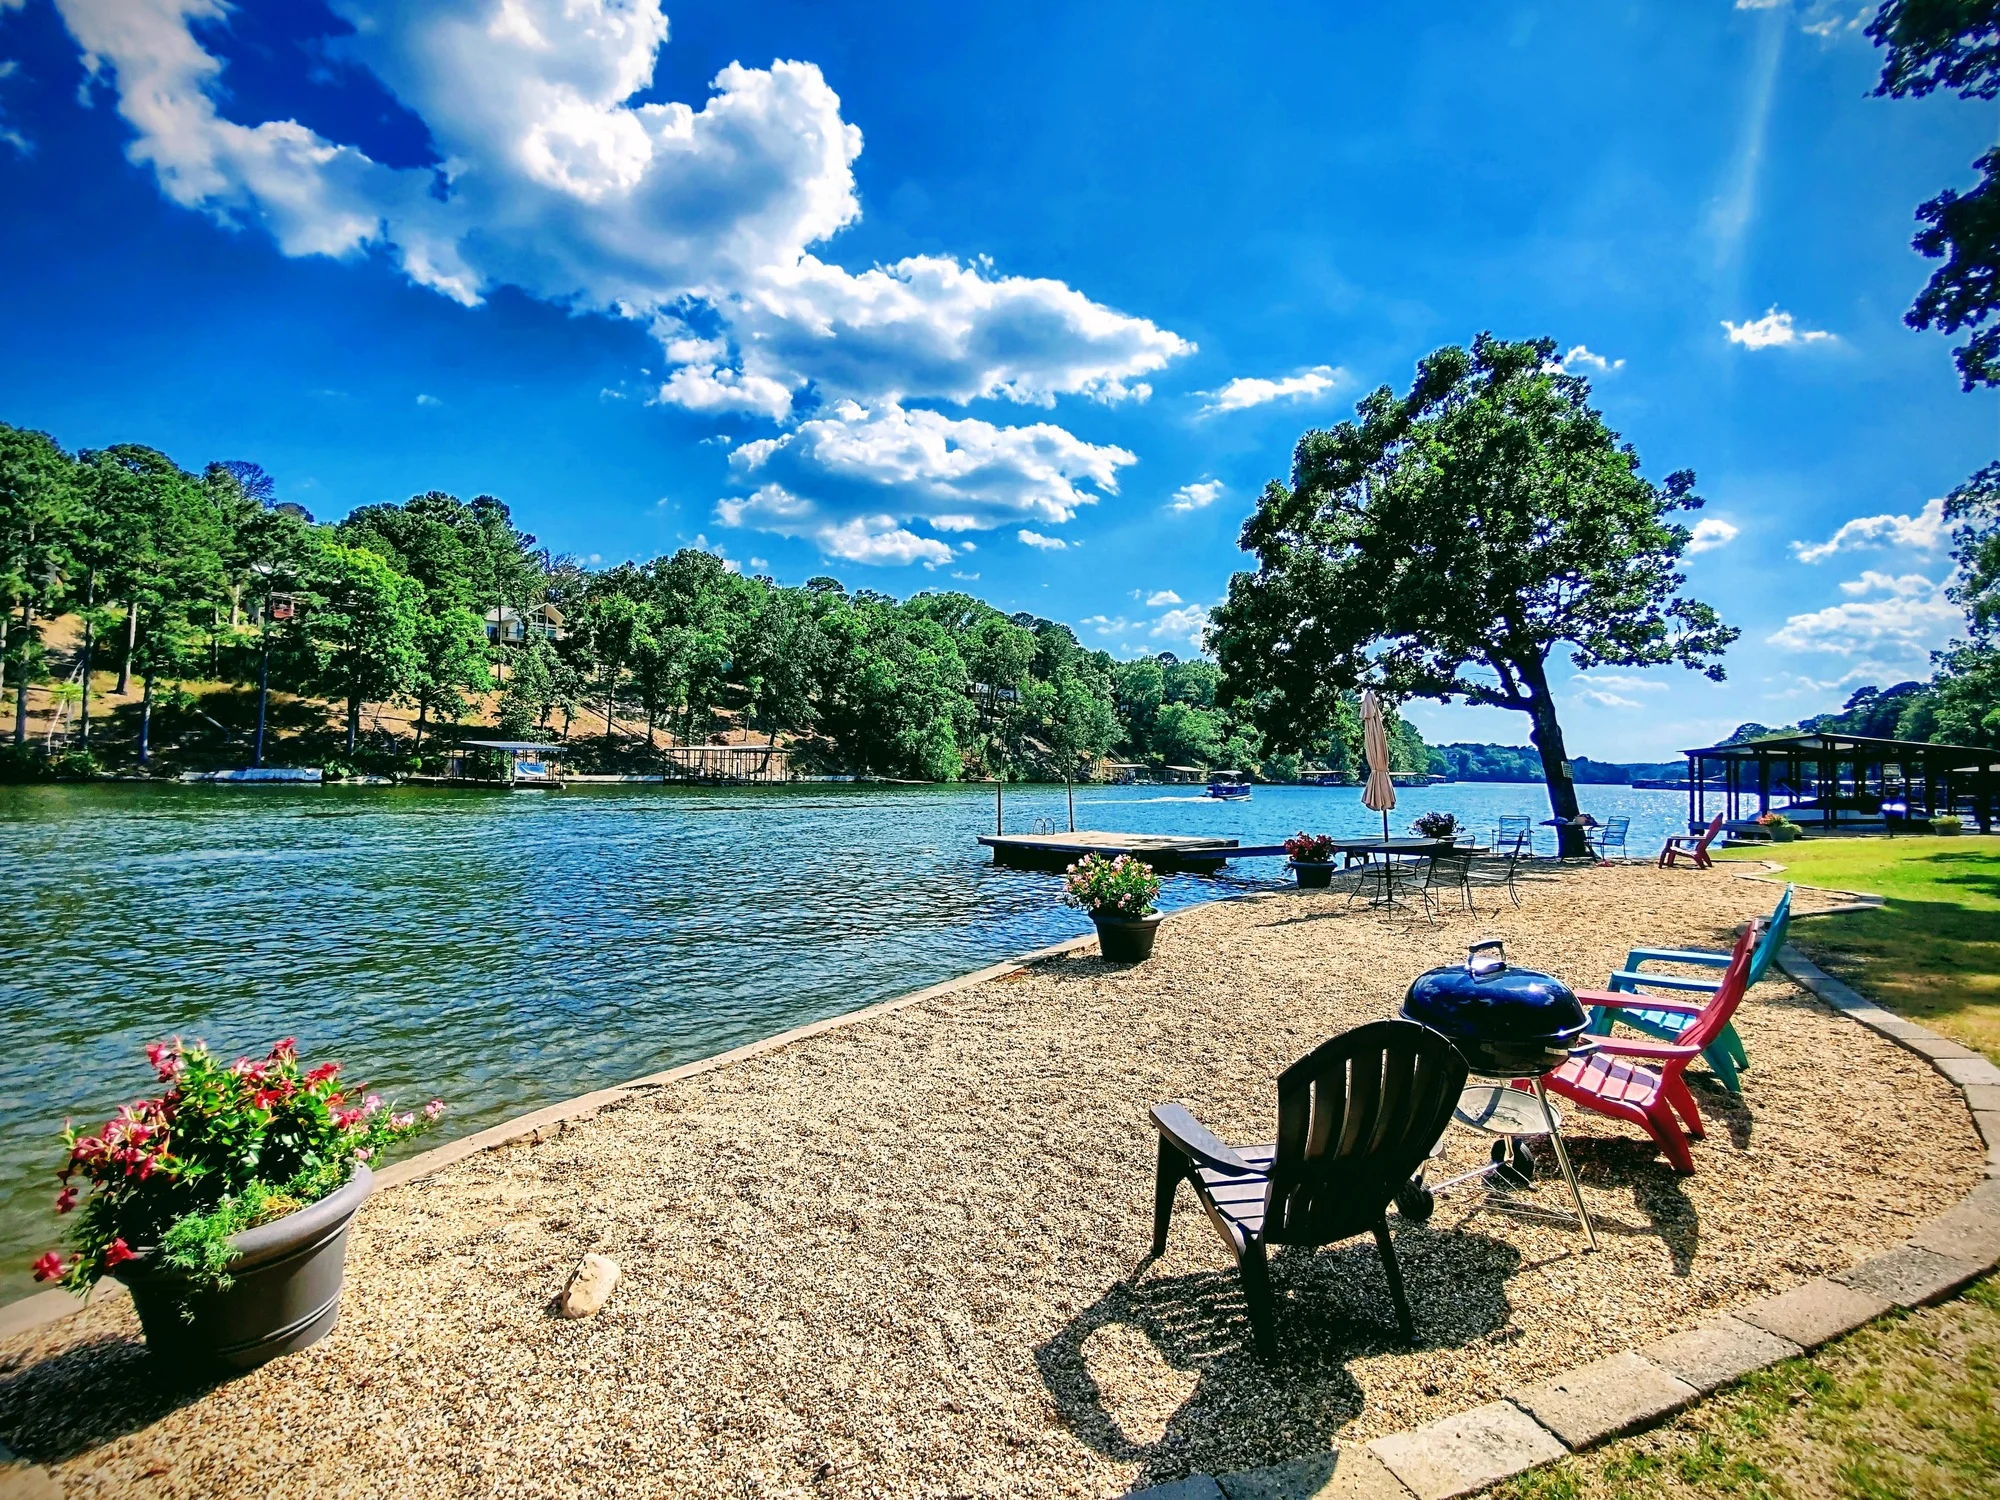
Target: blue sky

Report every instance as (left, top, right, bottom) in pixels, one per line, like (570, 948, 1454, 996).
(0, 0, 1992, 760)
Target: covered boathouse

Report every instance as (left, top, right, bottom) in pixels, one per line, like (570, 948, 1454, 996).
(1680, 731, 1998, 835)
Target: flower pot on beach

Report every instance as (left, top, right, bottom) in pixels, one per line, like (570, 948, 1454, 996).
(37, 1037, 443, 1376)
(1064, 852, 1164, 963)
(114, 1166, 372, 1370)
(1284, 833, 1339, 887)
(1092, 911, 1164, 962)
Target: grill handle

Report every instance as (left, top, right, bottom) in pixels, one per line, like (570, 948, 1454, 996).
(1466, 938, 1507, 978)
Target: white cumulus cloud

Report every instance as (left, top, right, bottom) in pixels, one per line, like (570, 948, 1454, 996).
(1573, 688, 1642, 709)
(1150, 604, 1210, 650)
(724, 399, 1132, 552)
(1199, 365, 1344, 415)
(1145, 590, 1182, 607)
(714, 483, 953, 568)
(1838, 570, 1939, 599)
(1768, 572, 1960, 659)
(1018, 529, 1067, 551)
(1687, 517, 1740, 553)
(1167, 479, 1225, 513)
(1722, 306, 1834, 349)
(53, 0, 1194, 564)
(1792, 498, 1947, 562)
(1547, 344, 1625, 375)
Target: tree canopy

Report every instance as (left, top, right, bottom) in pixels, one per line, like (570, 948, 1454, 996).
(1210, 333, 1738, 853)
(1870, 0, 2000, 388)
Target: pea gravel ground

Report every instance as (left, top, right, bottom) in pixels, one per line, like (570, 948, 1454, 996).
(0, 863, 1983, 1499)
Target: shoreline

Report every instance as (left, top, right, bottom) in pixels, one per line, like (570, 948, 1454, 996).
(1, 864, 1985, 1498)
(0, 925, 1113, 1342)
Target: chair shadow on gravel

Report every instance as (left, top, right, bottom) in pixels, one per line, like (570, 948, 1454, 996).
(1034, 1223, 1521, 1489)
(0, 1331, 225, 1463)
(1544, 1135, 1704, 1276)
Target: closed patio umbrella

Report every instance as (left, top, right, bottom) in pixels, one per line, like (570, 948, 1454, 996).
(1360, 688, 1397, 841)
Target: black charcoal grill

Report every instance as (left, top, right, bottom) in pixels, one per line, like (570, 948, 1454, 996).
(1399, 939, 1598, 1247)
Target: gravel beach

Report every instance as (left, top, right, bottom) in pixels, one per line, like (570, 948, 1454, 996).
(0, 862, 1983, 1499)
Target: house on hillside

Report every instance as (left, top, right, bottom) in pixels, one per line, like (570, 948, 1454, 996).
(483, 603, 566, 645)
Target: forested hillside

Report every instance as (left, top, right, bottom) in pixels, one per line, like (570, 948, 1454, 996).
(0, 423, 1428, 783)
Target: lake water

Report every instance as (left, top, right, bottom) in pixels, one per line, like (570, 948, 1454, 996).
(0, 778, 1689, 1304)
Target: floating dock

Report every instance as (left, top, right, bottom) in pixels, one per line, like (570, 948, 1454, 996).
(979, 830, 1288, 873)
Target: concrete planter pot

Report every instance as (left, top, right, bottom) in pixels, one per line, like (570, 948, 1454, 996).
(1769, 826, 1800, 843)
(113, 1165, 371, 1371)
(1931, 820, 1963, 836)
(1091, 911, 1163, 962)
(1289, 860, 1337, 889)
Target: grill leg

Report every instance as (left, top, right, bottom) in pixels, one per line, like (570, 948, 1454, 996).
(1534, 1078, 1598, 1252)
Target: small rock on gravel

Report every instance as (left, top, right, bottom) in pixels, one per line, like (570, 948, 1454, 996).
(560, 1252, 620, 1318)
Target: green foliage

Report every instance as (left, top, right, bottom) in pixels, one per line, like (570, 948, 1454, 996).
(40, 1037, 442, 1295)
(1869, 1, 2000, 387)
(1061, 853, 1161, 918)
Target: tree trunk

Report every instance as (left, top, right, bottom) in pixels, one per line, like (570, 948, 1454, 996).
(211, 605, 221, 676)
(117, 600, 136, 695)
(15, 597, 33, 744)
(646, 703, 656, 748)
(137, 674, 153, 766)
(347, 695, 360, 755)
(1518, 655, 1587, 857)
(416, 701, 427, 753)
(230, 584, 241, 628)
(78, 572, 96, 748)
(0, 606, 9, 704)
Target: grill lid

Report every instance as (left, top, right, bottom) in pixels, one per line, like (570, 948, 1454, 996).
(1400, 939, 1589, 1076)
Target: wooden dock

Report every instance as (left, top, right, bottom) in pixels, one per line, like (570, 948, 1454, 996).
(978, 830, 1273, 873)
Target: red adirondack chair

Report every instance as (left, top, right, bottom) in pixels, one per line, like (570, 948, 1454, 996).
(1658, 813, 1725, 870)
(1530, 923, 1758, 1174)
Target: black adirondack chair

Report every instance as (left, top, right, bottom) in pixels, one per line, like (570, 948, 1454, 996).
(1149, 1019, 1468, 1356)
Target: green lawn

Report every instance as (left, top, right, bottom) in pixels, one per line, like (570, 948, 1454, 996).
(1491, 1277, 2000, 1500)
(1715, 835, 2000, 1064)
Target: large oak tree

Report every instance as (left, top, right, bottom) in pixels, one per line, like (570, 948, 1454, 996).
(1210, 334, 1738, 856)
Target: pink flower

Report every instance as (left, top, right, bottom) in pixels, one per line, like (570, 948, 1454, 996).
(55, 1187, 78, 1215)
(423, 1100, 445, 1120)
(363, 1094, 383, 1116)
(354, 1147, 372, 1162)
(390, 1112, 414, 1130)
(32, 1251, 66, 1283)
(101, 1238, 135, 1269)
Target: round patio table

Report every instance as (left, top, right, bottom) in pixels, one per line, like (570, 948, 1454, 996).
(1330, 837, 1450, 909)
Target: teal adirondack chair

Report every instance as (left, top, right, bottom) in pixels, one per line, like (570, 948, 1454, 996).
(1584, 885, 1793, 1093)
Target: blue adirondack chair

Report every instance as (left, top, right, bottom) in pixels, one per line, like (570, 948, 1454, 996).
(1584, 885, 1793, 1093)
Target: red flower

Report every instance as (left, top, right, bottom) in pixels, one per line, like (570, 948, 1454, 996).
(268, 1038, 298, 1061)
(304, 1062, 340, 1084)
(101, 1238, 135, 1269)
(252, 1088, 282, 1110)
(54, 1187, 77, 1214)
(32, 1251, 66, 1282)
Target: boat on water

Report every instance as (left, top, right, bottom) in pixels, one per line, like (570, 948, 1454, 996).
(1206, 770, 1253, 800)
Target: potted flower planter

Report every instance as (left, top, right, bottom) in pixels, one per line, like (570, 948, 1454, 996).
(1932, 817, 1963, 837)
(115, 1165, 373, 1371)
(1092, 911, 1164, 962)
(1769, 825, 1800, 843)
(1289, 860, 1337, 889)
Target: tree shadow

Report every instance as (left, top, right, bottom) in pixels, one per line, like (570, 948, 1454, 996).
(0, 1332, 226, 1462)
(1035, 1223, 1521, 1488)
